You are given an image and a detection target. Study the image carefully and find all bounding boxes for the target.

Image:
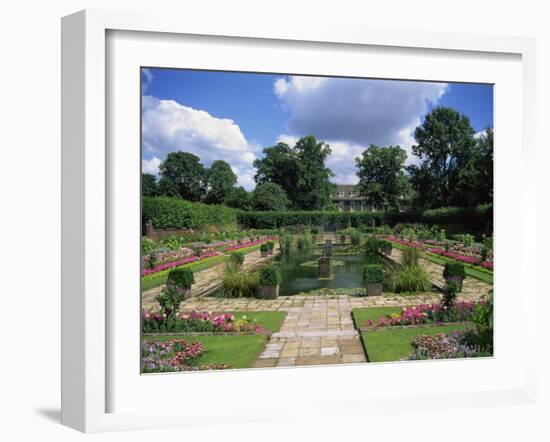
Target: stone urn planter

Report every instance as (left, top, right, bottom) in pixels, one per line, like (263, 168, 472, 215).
(363, 264, 384, 297)
(260, 243, 269, 257)
(258, 265, 281, 299)
(259, 285, 279, 299)
(366, 282, 382, 297)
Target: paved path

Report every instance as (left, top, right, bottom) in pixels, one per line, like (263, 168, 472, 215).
(141, 248, 278, 309)
(388, 249, 492, 301)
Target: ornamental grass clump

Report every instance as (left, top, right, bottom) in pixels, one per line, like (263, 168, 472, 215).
(279, 234, 293, 253)
(401, 247, 420, 267)
(228, 251, 245, 268)
(388, 265, 431, 293)
(221, 266, 260, 298)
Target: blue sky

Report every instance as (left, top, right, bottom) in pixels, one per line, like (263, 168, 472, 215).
(141, 68, 493, 189)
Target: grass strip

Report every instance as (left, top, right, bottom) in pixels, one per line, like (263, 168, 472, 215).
(144, 334, 267, 369)
(352, 307, 403, 329)
(229, 311, 287, 333)
(362, 323, 471, 362)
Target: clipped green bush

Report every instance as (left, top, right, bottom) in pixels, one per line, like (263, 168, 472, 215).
(350, 229, 362, 245)
(260, 243, 269, 252)
(379, 240, 393, 255)
(364, 236, 381, 254)
(443, 262, 466, 279)
(266, 241, 275, 251)
(167, 267, 195, 289)
(362, 265, 384, 284)
(259, 265, 282, 287)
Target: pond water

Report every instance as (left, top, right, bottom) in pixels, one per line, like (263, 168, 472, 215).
(276, 246, 383, 296)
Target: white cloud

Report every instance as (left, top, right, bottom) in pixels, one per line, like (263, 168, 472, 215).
(141, 96, 258, 190)
(142, 68, 154, 93)
(273, 75, 448, 181)
(142, 156, 162, 175)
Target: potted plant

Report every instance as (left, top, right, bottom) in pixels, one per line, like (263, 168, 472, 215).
(166, 267, 195, 299)
(379, 239, 392, 256)
(260, 243, 269, 257)
(363, 264, 384, 296)
(258, 265, 281, 299)
(443, 262, 466, 292)
(266, 241, 275, 255)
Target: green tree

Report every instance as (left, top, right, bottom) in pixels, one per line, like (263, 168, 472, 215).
(205, 160, 237, 204)
(408, 107, 477, 209)
(253, 136, 334, 210)
(158, 151, 206, 201)
(224, 186, 251, 210)
(355, 145, 410, 210)
(251, 182, 290, 211)
(141, 173, 158, 196)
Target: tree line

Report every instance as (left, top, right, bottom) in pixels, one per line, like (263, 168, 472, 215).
(143, 107, 493, 212)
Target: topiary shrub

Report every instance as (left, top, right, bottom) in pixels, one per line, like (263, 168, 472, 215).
(363, 264, 384, 296)
(259, 265, 282, 287)
(363, 265, 384, 284)
(364, 236, 380, 255)
(266, 241, 275, 252)
(443, 262, 466, 292)
(443, 262, 466, 279)
(379, 240, 393, 255)
(442, 280, 458, 308)
(350, 229, 362, 245)
(167, 267, 195, 289)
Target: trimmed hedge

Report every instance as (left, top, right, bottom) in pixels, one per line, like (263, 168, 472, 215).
(237, 210, 384, 229)
(363, 265, 384, 284)
(237, 205, 492, 234)
(143, 196, 237, 230)
(259, 265, 281, 286)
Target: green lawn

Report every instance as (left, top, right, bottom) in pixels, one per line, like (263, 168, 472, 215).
(352, 307, 403, 329)
(145, 334, 267, 369)
(229, 311, 287, 332)
(362, 323, 471, 362)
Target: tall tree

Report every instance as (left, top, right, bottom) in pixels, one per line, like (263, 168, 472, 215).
(141, 173, 158, 196)
(205, 160, 237, 204)
(158, 151, 206, 201)
(253, 136, 334, 210)
(224, 186, 252, 210)
(251, 182, 290, 211)
(355, 145, 410, 210)
(408, 107, 477, 209)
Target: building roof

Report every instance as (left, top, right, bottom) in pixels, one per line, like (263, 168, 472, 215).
(332, 184, 365, 200)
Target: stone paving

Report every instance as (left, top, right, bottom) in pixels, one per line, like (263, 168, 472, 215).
(141, 248, 278, 310)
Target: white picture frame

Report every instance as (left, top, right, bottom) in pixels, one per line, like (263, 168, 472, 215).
(61, 9, 537, 433)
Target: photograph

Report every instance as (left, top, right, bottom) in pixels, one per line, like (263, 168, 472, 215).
(140, 67, 494, 373)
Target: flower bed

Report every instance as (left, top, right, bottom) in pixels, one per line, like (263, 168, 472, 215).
(428, 247, 493, 271)
(364, 302, 481, 328)
(406, 331, 491, 360)
(222, 236, 278, 252)
(140, 252, 222, 277)
(383, 235, 425, 249)
(141, 247, 194, 266)
(142, 310, 265, 334)
(142, 339, 205, 372)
